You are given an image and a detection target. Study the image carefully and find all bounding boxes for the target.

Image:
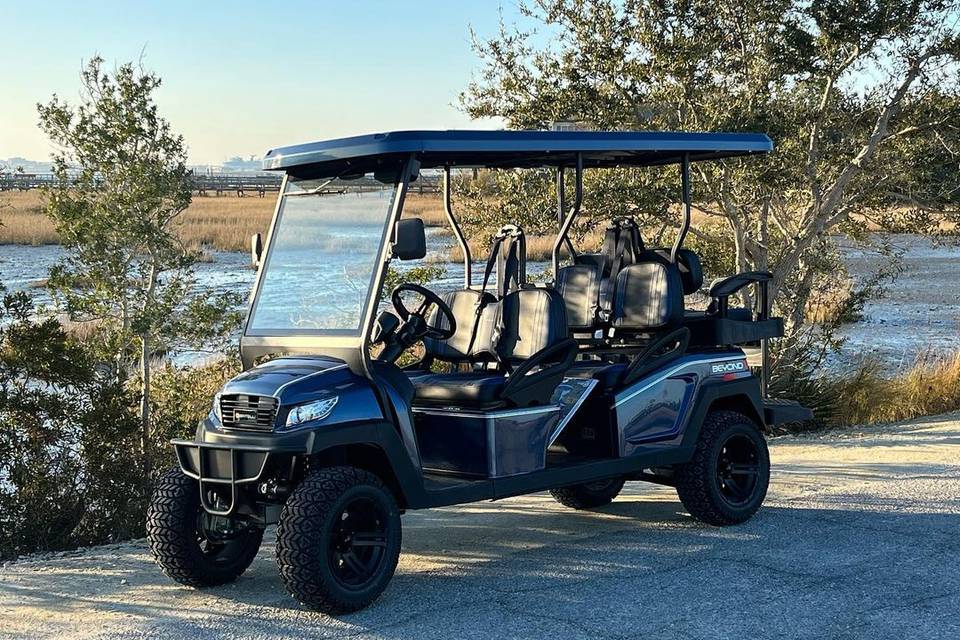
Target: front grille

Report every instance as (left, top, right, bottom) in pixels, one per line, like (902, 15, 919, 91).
(219, 394, 279, 430)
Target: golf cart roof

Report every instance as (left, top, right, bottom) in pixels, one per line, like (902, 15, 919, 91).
(262, 129, 772, 175)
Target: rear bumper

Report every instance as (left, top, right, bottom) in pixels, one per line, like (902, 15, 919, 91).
(172, 438, 306, 516)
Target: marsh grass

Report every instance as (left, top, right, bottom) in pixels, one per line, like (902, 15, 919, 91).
(834, 351, 960, 426)
(446, 228, 609, 263)
(0, 191, 452, 252)
(0, 191, 58, 245)
(401, 194, 447, 226)
(1, 190, 276, 252)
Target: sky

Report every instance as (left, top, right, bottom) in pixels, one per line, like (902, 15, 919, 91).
(0, 1, 517, 165)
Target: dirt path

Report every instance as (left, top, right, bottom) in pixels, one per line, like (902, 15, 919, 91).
(2, 413, 959, 640)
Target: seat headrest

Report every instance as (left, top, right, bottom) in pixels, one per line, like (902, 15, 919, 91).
(655, 248, 703, 295)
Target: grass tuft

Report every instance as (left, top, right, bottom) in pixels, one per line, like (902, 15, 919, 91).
(833, 351, 960, 426)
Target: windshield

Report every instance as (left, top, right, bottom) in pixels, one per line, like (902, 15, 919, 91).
(246, 173, 399, 336)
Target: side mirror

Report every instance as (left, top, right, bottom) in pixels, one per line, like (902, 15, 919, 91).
(392, 219, 426, 260)
(251, 233, 263, 267)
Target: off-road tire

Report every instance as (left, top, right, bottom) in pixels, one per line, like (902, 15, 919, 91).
(276, 466, 402, 614)
(147, 467, 263, 587)
(675, 410, 770, 526)
(550, 476, 626, 509)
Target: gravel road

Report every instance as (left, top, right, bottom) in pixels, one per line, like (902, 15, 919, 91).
(2, 413, 959, 640)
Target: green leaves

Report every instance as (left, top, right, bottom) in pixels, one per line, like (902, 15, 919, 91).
(37, 56, 243, 476)
(462, 0, 960, 351)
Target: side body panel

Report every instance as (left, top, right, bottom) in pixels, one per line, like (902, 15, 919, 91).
(613, 352, 752, 456)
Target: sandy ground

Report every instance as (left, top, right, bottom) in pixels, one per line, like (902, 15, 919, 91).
(1, 413, 959, 640)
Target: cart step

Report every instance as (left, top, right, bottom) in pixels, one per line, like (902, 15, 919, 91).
(762, 398, 813, 425)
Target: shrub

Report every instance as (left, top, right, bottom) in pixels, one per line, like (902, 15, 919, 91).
(0, 284, 141, 559)
(0, 283, 240, 560)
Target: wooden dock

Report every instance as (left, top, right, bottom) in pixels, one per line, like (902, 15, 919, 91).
(0, 172, 440, 196)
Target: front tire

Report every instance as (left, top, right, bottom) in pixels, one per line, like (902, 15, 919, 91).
(276, 466, 402, 614)
(675, 410, 770, 526)
(147, 468, 263, 587)
(550, 476, 626, 509)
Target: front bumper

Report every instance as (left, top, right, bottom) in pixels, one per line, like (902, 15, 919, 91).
(172, 437, 306, 517)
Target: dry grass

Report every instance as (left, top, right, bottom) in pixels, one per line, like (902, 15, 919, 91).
(401, 194, 447, 227)
(173, 194, 274, 252)
(446, 228, 608, 264)
(0, 191, 451, 252)
(0, 191, 58, 245)
(836, 351, 960, 426)
(0, 190, 276, 252)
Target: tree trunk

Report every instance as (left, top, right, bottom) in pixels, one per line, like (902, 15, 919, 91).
(140, 333, 151, 480)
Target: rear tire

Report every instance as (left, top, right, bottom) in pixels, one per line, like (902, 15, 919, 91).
(147, 467, 263, 587)
(550, 476, 626, 509)
(675, 410, 769, 526)
(276, 466, 402, 614)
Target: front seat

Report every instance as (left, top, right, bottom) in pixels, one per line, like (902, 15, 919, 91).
(411, 286, 577, 408)
(417, 288, 496, 367)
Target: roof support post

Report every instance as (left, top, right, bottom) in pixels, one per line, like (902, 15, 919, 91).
(670, 152, 692, 264)
(551, 153, 583, 278)
(556, 167, 577, 262)
(443, 165, 472, 287)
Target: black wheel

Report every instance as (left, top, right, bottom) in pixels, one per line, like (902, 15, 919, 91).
(276, 466, 402, 614)
(147, 467, 263, 587)
(675, 410, 769, 526)
(550, 476, 626, 510)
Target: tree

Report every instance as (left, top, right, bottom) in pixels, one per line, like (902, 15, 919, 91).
(37, 58, 240, 479)
(462, 1, 960, 356)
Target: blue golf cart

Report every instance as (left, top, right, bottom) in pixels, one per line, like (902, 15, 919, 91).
(147, 130, 810, 613)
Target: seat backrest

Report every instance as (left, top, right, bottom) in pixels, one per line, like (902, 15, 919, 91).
(423, 289, 495, 362)
(494, 286, 569, 361)
(555, 263, 600, 331)
(611, 251, 684, 330)
(556, 218, 646, 331)
(423, 225, 527, 363)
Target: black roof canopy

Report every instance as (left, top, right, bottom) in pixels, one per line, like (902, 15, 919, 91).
(263, 129, 772, 177)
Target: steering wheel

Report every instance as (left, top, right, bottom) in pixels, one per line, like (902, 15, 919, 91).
(390, 283, 456, 340)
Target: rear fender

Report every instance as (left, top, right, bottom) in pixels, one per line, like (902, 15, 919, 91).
(679, 378, 765, 452)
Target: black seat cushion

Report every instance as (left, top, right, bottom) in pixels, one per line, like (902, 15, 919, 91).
(654, 248, 704, 295)
(410, 371, 507, 406)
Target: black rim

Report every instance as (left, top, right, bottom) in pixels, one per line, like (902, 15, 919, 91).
(196, 512, 251, 566)
(715, 433, 761, 507)
(328, 496, 389, 591)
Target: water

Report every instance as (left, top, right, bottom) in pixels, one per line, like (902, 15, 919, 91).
(2, 234, 956, 371)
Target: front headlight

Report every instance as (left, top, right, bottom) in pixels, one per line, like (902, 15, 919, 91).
(285, 396, 339, 428)
(212, 392, 223, 421)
